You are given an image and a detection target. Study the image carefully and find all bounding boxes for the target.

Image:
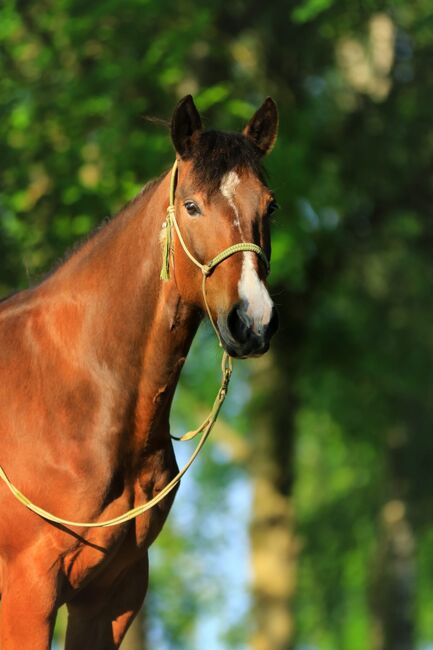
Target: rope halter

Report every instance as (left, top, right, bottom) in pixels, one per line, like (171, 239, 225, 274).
(160, 159, 269, 346)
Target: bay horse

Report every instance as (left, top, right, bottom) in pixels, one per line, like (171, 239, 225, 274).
(0, 95, 278, 649)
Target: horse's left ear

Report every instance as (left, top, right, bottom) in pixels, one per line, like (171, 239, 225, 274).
(171, 95, 202, 159)
(243, 97, 278, 157)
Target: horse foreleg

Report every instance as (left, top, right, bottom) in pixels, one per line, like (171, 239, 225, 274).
(65, 555, 149, 650)
(0, 560, 57, 650)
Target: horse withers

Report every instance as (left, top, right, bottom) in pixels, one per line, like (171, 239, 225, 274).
(0, 95, 278, 649)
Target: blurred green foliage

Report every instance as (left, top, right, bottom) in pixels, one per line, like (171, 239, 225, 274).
(1, 0, 433, 649)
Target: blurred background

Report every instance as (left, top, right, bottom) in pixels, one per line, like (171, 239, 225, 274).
(1, 0, 432, 648)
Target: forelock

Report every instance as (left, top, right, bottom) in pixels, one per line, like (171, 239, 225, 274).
(188, 130, 265, 193)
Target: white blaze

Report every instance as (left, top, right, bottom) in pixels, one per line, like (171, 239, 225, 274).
(238, 253, 274, 327)
(220, 171, 241, 228)
(220, 172, 274, 329)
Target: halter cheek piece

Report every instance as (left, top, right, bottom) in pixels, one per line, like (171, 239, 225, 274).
(0, 161, 270, 528)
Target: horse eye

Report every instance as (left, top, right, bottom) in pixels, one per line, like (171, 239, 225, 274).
(184, 201, 201, 217)
(267, 200, 279, 216)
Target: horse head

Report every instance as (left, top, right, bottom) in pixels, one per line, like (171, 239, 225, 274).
(167, 95, 279, 359)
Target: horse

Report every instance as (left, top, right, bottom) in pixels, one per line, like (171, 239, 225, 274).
(0, 94, 279, 649)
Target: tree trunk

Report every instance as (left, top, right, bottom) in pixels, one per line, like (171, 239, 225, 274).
(370, 431, 416, 650)
(248, 353, 298, 650)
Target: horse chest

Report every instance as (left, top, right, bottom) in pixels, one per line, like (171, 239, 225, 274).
(125, 444, 180, 551)
(62, 448, 179, 591)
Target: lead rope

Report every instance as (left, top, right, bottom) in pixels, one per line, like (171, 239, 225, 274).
(0, 160, 268, 528)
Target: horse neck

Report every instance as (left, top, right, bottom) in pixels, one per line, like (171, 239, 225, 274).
(42, 172, 201, 419)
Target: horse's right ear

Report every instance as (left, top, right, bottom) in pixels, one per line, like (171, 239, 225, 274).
(171, 95, 202, 159)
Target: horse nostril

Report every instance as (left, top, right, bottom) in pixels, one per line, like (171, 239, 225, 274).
(227, 303, 252, 344)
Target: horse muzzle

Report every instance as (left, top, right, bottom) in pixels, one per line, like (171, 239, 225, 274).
(217, 302, 279, 359)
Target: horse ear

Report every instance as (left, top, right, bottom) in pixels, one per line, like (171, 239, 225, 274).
(171, 95, 202, 158)
(243, 97, 278, 156)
